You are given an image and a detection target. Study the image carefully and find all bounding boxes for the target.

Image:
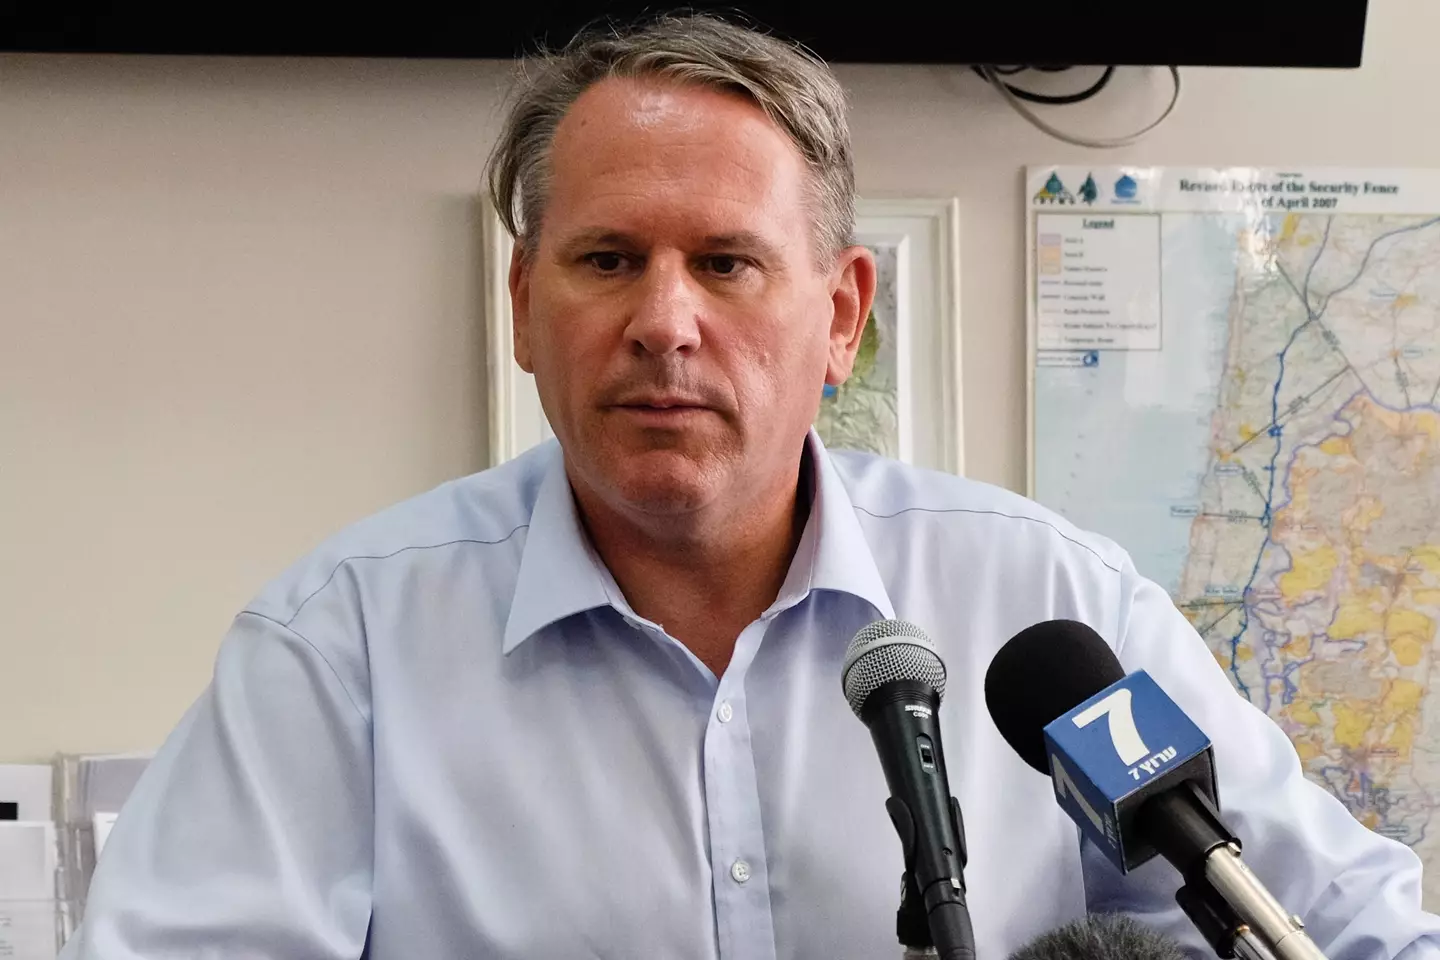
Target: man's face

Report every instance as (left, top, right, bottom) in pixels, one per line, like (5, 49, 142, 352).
(510, 75, 872, 518)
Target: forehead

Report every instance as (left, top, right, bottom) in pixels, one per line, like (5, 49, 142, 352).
(543, 75, 812, 245)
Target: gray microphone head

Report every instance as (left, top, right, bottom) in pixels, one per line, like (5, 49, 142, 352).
(1007, 914, 1185, 960)
(841, 619, 946, 718)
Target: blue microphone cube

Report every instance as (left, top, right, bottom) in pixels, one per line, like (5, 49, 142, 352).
(1043, 671, 1218, 872)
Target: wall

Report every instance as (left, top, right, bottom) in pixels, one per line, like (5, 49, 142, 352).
(3, 0, 1437, 760)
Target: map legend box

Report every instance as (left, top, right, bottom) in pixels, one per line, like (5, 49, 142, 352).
(1035, 212, 1161, 350)
(1038, 233, 1063, 275)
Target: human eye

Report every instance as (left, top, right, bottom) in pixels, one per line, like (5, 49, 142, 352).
(583, 251, 632, 275)
(701, 254, 752, 278)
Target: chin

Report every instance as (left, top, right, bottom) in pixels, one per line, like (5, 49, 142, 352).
(613, 465, 714, 514)
(599, 448, 721, 515)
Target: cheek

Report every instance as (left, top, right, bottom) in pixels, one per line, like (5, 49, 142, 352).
(530, 291, 608, 373)
(728, 308, 831, 413)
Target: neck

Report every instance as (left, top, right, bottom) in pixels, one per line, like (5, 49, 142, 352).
(570, 447, 813, 678)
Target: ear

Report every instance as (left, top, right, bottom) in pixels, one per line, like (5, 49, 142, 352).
(508, 241, 534, 374)
(824, 245, 878, 386)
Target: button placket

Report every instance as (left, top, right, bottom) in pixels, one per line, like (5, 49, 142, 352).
(702, 619, 778, 960)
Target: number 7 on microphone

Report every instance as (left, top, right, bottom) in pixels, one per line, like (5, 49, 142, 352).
(1043, 671, 1218, 871)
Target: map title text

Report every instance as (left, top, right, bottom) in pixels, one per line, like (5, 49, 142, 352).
(1175, 176, 1400, 210)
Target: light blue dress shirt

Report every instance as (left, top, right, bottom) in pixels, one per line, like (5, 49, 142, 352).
(66, 434, 1440, 959)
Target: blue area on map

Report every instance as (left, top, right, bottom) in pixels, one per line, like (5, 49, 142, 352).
(1035, 214, 1242, 592)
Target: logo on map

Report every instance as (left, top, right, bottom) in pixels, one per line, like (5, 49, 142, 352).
(1113, 173, 1141, 204)
(1034, 172, 1076, 205)
(1078, 173, 1099, 204)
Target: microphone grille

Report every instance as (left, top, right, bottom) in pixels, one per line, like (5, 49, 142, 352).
(841, 619, 946, 718)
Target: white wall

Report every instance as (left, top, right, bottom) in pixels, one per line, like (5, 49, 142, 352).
(3, 1, 1437, 760)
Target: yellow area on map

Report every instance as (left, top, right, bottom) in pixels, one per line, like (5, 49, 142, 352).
(1392, 634, 1427, 668)
(1388, 609, 1437, 643)
(1283, 634, 1313, 657)
(1332, 700, 1373, 749)
(1279, 214, 1300, 244)
(1279, 545, 1338, 599)
(1413, 588, 1440, 606)
(1287, 700, 1322, 726)
(1319, 436, 1352, 457)
(1394, 293, 1419, 310)
(1383, 679, 1426, 721)
(1415, 545, 1440, 573)
(1295, 739, 1322, 764)
(1330, 594, 1386, 640)
(1387, 719, 1416, 761)
(1366, 402, 1440, 444)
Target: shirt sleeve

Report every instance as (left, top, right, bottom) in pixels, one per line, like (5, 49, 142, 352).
(1081, 557, 1440, 959)
(60, 610, 374, 959)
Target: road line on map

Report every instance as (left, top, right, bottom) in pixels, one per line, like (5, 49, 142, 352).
(1219, 365, 1353, 458)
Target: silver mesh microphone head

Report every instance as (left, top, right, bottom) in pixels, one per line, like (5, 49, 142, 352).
(841, 619, 947, 718)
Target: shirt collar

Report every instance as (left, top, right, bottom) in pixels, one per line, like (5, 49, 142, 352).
(775, 431, 896, 620)
(501, 430, 894, 654)
(502, 445, 620, 654)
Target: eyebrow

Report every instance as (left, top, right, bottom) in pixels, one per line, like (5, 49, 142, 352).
(554, 228, 786, 264)
(701, 231, 785, 263)
(555, 229, 638, 255)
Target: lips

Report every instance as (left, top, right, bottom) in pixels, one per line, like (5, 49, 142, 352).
(612, 394, 713, 411)
(609, 397, 715, 427)
(618, 399, 707, 410)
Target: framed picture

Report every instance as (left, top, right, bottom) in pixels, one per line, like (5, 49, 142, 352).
(483, 197, 963, 474)
(482, 201, 553, 466)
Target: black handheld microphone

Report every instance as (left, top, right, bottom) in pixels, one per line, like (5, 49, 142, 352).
(985, 619, 1327, 960)
(842, 620, 975, 960)
(1008, 914, 1185, 960)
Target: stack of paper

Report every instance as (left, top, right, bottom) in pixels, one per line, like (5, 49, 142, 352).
(53, 753, 151, 939)
(0, 821, 60, 959)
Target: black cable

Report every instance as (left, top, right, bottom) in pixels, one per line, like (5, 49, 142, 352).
(969, 65, 1115, 105)
(979, 65, 1181, 148)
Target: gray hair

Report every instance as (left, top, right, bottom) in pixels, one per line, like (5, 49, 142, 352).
(484, 13, 855, 263)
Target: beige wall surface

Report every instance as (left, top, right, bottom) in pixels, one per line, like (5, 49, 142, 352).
(3, 1, 1437, 759)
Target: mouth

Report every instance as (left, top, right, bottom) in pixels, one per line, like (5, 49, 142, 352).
(610, 398, 714, 424)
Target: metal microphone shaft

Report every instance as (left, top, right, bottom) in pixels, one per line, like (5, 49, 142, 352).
(1204, 844, 1326, 960)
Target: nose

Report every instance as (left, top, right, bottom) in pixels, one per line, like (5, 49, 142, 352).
(623, 253, 702, 357)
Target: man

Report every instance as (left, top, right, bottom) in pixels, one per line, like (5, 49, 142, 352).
(66, 14, 1439, 959)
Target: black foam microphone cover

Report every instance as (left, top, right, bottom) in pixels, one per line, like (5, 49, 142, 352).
(984, 619, 1125, 774)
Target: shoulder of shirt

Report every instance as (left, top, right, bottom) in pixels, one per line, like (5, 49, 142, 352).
(244, 442, 555, 626)
(827, 449, 1131, 578)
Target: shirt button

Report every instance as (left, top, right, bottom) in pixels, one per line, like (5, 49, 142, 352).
(730, 859, 751, 883)
(717, 701, 734, 723)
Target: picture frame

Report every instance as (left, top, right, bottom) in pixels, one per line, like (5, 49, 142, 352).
(482, 197, 962, 474)
(482, 200, 553, 466)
